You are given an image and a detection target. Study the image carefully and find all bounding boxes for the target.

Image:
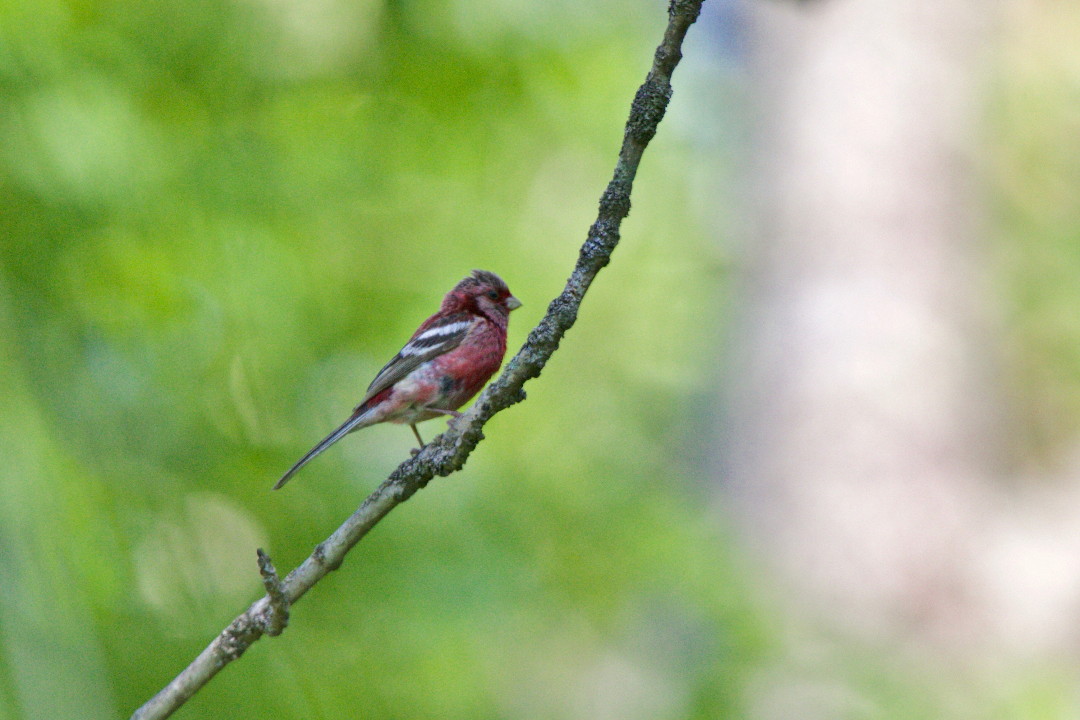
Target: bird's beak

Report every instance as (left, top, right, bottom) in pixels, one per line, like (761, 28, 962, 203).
(506, 295, 522, 311)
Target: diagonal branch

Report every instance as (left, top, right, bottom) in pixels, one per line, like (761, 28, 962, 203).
(130, 3, 703, 718)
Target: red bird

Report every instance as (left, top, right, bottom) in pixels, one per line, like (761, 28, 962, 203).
(274, 270, 521, 489)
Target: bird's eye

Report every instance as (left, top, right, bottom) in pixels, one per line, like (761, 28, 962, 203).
(486, 290, 500, 300)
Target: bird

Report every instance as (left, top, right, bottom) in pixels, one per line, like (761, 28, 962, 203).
(274, 270, 521, 489)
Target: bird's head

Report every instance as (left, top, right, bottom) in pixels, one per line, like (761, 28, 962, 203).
(443, 269, 521, 321)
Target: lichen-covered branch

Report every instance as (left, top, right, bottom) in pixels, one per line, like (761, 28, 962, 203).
(130, 3, 703, 718)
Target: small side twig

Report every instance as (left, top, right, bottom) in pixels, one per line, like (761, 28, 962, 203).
(256, 549, 289, 636)
(130, 3, 704, 718)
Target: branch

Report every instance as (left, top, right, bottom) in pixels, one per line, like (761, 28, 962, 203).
(130, 3, 703, 718)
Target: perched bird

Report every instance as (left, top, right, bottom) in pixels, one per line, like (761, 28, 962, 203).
(274, 270, 521, 489)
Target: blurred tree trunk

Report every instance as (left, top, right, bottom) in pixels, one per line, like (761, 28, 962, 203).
(720, 0, 1006, 644)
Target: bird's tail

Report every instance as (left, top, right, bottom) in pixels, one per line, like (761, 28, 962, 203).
(273, 412, 370, 490)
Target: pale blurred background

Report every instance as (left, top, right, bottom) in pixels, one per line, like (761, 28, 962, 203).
(0, 0, 1078, 718)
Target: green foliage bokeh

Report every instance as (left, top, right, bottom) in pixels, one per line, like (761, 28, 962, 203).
(0, 1, 756, 718)
(4, 0, 1080, 718)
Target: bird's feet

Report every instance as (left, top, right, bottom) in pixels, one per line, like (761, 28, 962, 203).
(409, 423, 426, 452)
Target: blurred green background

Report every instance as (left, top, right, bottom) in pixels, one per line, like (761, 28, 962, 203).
(2, 0, 1080, 718)
(0, 0, 754, 718)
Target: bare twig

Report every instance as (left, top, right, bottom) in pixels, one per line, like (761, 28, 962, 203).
(130, 3, 703, 718)
(255, 549, 289, 636)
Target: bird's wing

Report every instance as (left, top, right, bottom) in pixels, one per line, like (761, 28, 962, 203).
(357, 312, 474, 408)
